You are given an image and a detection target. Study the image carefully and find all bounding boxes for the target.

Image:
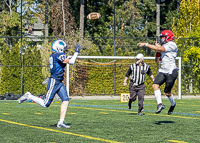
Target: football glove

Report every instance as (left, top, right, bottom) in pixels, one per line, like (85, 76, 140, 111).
(75, 43, 83, 53)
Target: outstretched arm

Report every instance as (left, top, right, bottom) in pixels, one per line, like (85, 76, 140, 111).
(63, 43, 82, 64)
(137, 42, 165, 52)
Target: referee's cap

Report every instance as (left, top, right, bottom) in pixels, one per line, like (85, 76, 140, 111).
(136, 53, 144, 60)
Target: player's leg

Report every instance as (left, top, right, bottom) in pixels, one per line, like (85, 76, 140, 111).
(18, 92, 31, 104)
(152, 72, 166, 114)
(128, 82, 137, 109)
(137, 84, 145, 115)
(19, 78, 58, 108)
(19, 91, 46, 107)
(164, 69, 178, 115)
(43, 78, 62, 107)
(56, 84, 70, 128)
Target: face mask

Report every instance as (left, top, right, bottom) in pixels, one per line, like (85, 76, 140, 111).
(63, 46, 68, 53)
(160, 37, 167, 45)
(160, 39, 165, 45)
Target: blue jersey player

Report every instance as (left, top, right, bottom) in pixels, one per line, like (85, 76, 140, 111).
(18, 39, 82, 128)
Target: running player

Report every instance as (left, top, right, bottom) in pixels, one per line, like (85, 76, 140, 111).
(19, 39, 82, 128)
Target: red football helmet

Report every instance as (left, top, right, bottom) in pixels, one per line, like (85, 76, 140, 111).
(160, 30, 174, 44)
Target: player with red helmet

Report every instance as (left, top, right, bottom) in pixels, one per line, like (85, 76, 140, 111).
(137, 30, 178, 115)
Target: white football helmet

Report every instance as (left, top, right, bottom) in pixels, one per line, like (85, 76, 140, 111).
(51, 39, 67, 53)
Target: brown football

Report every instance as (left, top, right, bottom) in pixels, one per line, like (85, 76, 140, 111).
(87, 12, 101, 20)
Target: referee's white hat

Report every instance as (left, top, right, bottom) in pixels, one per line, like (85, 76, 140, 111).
(136, 53, 144, 60)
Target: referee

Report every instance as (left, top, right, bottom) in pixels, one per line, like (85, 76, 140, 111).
(123, 53, 155, 115)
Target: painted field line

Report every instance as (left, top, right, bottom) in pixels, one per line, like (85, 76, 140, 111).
(99, 112, 109, 114)
(0, 119, 123, 143)
(147, 113, 200, 120)
(69, 106, 200, 120)
(168, 140, 188, 143)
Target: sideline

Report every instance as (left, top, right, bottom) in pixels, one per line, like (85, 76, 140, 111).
(0, 119, 123, 143)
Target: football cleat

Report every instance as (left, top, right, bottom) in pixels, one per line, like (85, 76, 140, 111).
(18, 92, 31, 104)
(137, 112, 144, 116)
(57, 121, 70, 128)
(168, 103, 176, 115)
(155, 103, 166, 114)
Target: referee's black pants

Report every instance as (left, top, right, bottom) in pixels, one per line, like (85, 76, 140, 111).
(129, 82, 145, 113)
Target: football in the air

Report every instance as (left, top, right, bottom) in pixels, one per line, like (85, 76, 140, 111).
(87, 12, 101, 20)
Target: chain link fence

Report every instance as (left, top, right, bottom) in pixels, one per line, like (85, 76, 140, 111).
(0, 36, 199, 98)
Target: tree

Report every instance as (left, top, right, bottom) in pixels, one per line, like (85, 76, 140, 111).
(32, 47, 46, 94)
(0, 41, 21, 94)
(79, 0, 84, 38)
(0, 10, 20, 36)
(9, 41, 21, 94)
(182, 25, 200, 94)
(0, 44, 11, 94)
(51, 0, 76, 36)
(23, 48, 34, 93)
(171, 0, 200, 93)
(156, 0, 160, 37)
(160, 0, 179, 31)
(172, 0, 200, 57)
(175, 0, 199, 37)
(23, 46, 46, 94)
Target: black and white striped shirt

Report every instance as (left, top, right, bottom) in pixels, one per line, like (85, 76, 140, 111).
(125, 63, 153, 85)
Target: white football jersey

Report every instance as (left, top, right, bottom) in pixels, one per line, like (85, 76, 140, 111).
(159, 41, 178, 74)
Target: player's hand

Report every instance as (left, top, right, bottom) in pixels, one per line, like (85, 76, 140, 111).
(75, 43, 83, 53)
(123, 82, 127, 86)
(155, 42, 161, 47)
(137, 43, 146, 47)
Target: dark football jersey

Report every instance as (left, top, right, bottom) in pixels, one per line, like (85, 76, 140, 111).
(49, 52, 67, 80)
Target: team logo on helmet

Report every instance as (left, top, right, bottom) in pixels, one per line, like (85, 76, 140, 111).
(51, 39, 68, 53)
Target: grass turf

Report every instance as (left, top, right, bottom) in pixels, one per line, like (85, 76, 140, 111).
(0, 98, 200, 143)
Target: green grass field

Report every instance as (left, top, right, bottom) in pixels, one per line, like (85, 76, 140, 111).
(0, 98, 200, 143)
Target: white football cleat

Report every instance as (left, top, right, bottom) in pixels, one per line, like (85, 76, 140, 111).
(18, 92, 31, 104)
(57, 121, 70, 128)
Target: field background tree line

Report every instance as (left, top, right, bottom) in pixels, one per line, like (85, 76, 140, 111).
(0, 0, 199, 96)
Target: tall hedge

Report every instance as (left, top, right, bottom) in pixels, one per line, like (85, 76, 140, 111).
(31, 47, 46, 94)
(9, 42, 21, 94)
(0, 44, 46, 95)
(23, 46, 46, 95)
(0, 43, 21, 94)
(23, 48, 34, 93)
(0, 44, 11, 94)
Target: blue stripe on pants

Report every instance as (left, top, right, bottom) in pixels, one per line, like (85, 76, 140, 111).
(44, 78, 69, 107)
